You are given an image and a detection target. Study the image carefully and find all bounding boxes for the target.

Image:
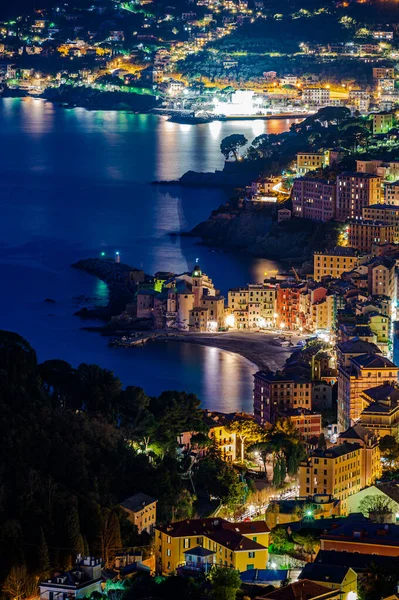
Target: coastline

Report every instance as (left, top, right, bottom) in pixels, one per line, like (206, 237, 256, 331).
(113, 330, 303, 372)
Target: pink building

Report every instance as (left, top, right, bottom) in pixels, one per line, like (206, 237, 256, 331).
(292, 178, 336, 222)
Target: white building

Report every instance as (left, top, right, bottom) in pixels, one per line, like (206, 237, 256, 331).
(303, 87, 330, 106)
(39, 557, 102, 600)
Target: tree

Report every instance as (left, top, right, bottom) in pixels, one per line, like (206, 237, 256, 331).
(269, 526, 293, 554)
(358, 495, 394, 523)
(317, 433, 327, 451)
(359, 562, 398, 600)
(3, 564, 35, 600)
(292, 528, 321, 560)
(220, 134, 248, 161)
(99, 509, 122, 568)
(208, 566, 242, 600)
(379, 435, 399, 466)
(37, 528, 50, 577)
(227, 419, 264, 462)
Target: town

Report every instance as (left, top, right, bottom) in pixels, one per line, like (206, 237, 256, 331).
(4, 0, 399, 599)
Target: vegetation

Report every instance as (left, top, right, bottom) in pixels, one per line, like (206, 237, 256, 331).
(0, 331, 270, 594)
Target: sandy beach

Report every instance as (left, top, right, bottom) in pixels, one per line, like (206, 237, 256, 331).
(158, 330, 306, 371)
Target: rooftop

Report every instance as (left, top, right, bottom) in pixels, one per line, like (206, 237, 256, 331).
(314, 549, 399, 572)
(257, 579, 339, 600)
(352, 353, 397, 370)
(120, 492, 157, 513)
(337, 339, 382, 355)
(315, 246, 359, 257)
(299, 563, 353, 585)
(321, 520, 399, 545)
(310, 442, 362, 460)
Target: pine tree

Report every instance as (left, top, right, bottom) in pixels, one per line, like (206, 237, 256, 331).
(37, 528, 50, 577)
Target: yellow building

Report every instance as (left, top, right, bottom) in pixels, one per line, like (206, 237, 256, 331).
(208, 423, 237, 462)
(299, 425, 381, 514)
(227, 285, 276, 329)
(314, 247, 361, 282)
(360, 383, 399, 440)
(337, 353, 399, 431)
(299, 564, 357, 600)
(120, 493, 157, 535)
(362, 204, 399, 225)
(372, 112, 394, 135)
(296, 152, 326, 176)
(155, 518, 270, 575)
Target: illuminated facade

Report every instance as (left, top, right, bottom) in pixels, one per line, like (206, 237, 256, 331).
(313, 248, 361, 282)
(336, 172, 382, 221)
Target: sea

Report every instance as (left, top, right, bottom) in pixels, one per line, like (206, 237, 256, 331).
(0, 97, 295, 412)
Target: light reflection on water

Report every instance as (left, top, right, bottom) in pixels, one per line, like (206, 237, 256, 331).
(0, 98, 294, 409)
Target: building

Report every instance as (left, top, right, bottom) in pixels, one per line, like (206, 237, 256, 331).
(299, 564, 357, 600)
(227, 284, 276, 329)
(320, 521, 399, 556)
(296, 153, 325, 176)
(266, 495, 340, 529)
(347, 481, 399, 520)
(120, 493, 157, 534)
(155, 518, 270, 575)
(303, 88, 331, 106)
(299, 425, 380, 513)
(363, 204, 399, 224)
(337, 352, 399, 431)
(39, 557, 102, 600)
(372, 30, 394, 40)
(359, 384, 399, 440)
(385, 182, 399, 206)
(348, 220, 398, 252)
(373, 67, 395, 80)
(292, 178, 336, 222)
(372, 113, 394, 135)
(276, 409, 322, 440)
(366, 256, 396, 299)
(253, 370, 312, 424)
(276, 283, 304, 330)
(256, 579, 342, 600)
(336, 173, 382, 221)
(313, 247, 361, 282)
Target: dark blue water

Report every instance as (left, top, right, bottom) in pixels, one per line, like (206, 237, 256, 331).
(0, 98, 292, 411)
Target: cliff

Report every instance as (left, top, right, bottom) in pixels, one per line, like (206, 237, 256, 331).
(190, 203, 342, 261)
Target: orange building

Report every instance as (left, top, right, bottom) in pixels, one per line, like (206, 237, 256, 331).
(276, 283, 304, 330)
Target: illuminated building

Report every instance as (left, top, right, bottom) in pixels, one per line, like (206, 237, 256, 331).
(276, 282, 304, 330)
(372, 112, 394, 135)
(336, 172, 382, 221)
(373, 67, 395, 80)
(298, 564, 357, 600)
(120, 493, 157, 534)
(302, 87, 330, 106)
(299, 425, 380, 514)
(337, 352, 398, 431)
(39, 557, 102, 600)
(292, 178, 336, 222)
(155, 518, 270, 575)
(385, 182, 399, 206)
(296, 152, 326, 176)
(313, 248, 361, 282)
(320, 520, 399, 556)
(253, 370, 312, 425)
(348, 220, 398, 252)
(359, 383, 399, 440)
(362, 204, 399, 224)
(227, 284, 276, 328)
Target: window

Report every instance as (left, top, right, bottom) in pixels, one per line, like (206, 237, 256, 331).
(248, 552, 255, 558)
(184, 538, 190, 549)
(167, 549, 171, 557)
(247, 564, 254, 570)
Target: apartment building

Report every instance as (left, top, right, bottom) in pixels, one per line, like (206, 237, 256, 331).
(372, 112, 394, 135)
(373, 67, 395, 79)
(292, 178, 336, 222)
(337, 352, 399, 431)
(227, 284, 276, 328)
(299, 425, 380, 514)
(336, 173, 382, 221)
(313, 247, 361, 282)
(320, 521, 399, 556)
(359, 383, 399, 440)
(276, 283, 304, 330)
(299, 287, 336, 332)
(296, 152, 326, 176)
(303, 87, 330, 106)
(253, 370, 312, 424)
(385, 182, 399, 206)
(120, 493, 157, 535)
(348, 219, 398, 252)
(155, 518, 270, 575)
(366, 256, 397, 298)
(362, 204, 399, 224)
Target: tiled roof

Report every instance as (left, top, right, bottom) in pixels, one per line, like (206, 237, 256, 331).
(257, 579, 338, 600)
(314, 549, 399, 572)
(337, 340, 382, 355)
(299, 563, 352, 585)
(121, 492, 157, 512)
(353, 353, 397, 369)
